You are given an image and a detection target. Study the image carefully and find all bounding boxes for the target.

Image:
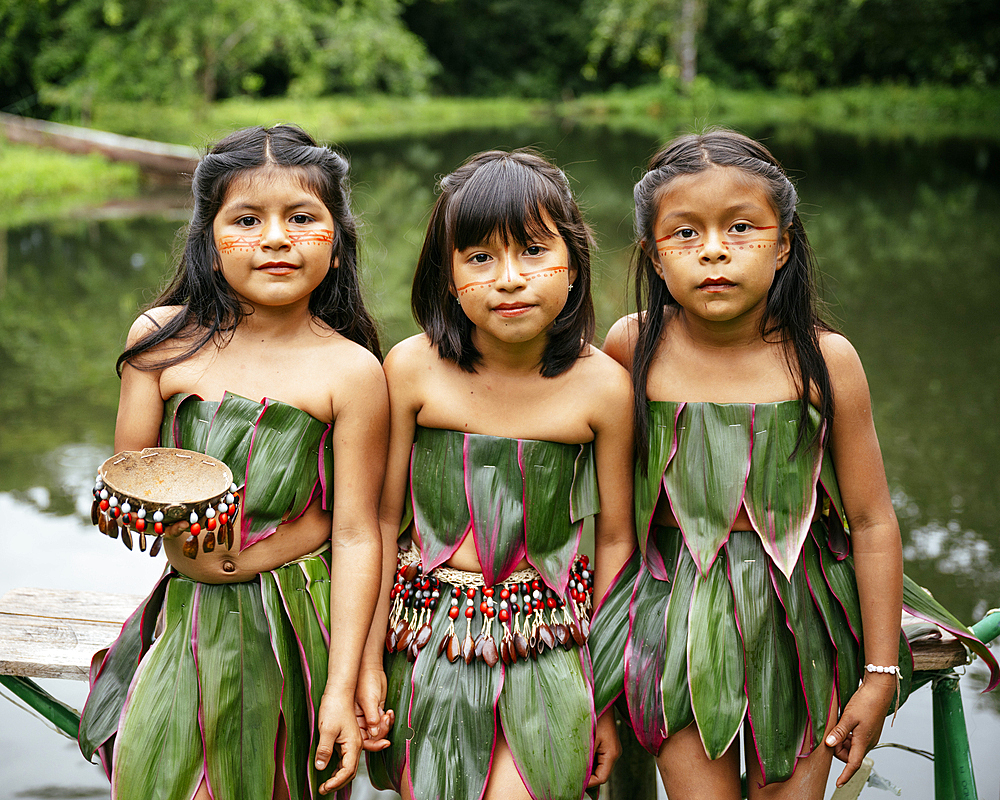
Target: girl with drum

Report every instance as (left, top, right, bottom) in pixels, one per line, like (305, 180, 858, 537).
(79, 125, 389, 799)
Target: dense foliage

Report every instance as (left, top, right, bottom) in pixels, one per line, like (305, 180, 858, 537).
(1, 0, 997, 110)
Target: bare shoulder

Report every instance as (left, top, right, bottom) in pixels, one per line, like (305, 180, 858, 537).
(602, 314, 640, 370)
(575, 345, 633, 405)
(383, 333, 438, 382)
(819, 330, 873, 409)
(126, 305, 185, 345)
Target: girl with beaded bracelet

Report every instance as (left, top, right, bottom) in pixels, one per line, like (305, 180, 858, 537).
(365, 149, 635, 800)
(593, 129, 998, 799)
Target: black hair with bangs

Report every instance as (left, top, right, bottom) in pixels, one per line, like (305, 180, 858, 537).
(117, 124, 380, 375)
(631, 129, 835, 463)
(412, 149, 595, 377)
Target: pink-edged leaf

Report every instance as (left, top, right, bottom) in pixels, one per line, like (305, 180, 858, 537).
(902, 573, 1000, 691)
(197, 581, 282, 800)
(410, 427, 471, 571)
(366, 650, 414, 793)
(651, 525, 694, 738)
(728, 530, 806, 785)
(634, 402, 682, 576)
(500, 645, 595, 800)
(624, 561, 675, 753)
(522, 438, 581, 598)
(744, 403, 823, 579)
(406, 598, 502, 800)
(589, 548, 641, 716)
(688, 550, 745, 759)
(818, 451, 850, 555)
(79, 572, 171, 763)
(160, 392, 209, 450)
(466, 434, 525, 586)
(240, 398, 330, 548)
(111, 578, 204, 800)
(569, 441, 600, 523)
(801, 533, 861, 708)
(771, 556, 836, 751)
(664, 404, 752, 576)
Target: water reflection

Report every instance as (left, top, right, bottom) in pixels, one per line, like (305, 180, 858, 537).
(1, 125, 998, 794)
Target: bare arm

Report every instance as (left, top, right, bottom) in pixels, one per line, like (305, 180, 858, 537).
(114, 313, 171, 451)
(820, 334, 903, 787)
(316, 351, 389, 793)
(352, 340, 425, 750)
(601, 314, 639, 373)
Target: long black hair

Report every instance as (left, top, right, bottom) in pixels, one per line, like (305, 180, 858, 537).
(411, 149, 595, 378)
(117, 124, 380, 375)
(631, 129, 835, 462)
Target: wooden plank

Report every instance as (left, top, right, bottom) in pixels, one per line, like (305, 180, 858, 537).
(0, 588, 142, 681)
(0, 111, 199, 175)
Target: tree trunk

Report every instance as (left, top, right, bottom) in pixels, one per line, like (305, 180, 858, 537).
(678, 0, 700, 86)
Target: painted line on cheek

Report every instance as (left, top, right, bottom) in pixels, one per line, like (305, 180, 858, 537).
(218, 235, 260, 254)
(288, 229, 335, 246)
(456, 279, 495, 296)
(522, 266, 568, 281)
(658, 239, 777, 257)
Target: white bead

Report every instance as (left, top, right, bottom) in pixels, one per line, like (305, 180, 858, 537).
(108, 496, 118, 507)
(153, 510, 164, 522)
(137, 508, 146, 518)
(206, 507, 216, 518)
(190, 510, 199, 524)
(121, 502, 131, 514)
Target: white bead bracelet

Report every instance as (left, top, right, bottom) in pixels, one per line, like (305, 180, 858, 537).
(865, 664, 900, 675)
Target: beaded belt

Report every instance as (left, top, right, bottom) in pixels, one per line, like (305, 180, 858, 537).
(386, 547, 595, 667)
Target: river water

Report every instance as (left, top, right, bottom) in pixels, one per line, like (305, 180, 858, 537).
(1, 125, 997, 798)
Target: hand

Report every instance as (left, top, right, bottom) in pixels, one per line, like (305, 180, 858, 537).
(825, 674, 896, 787)
(587, 710, 622, 788)
(316, 690, 362, 795)
(355, 665, 393, 752)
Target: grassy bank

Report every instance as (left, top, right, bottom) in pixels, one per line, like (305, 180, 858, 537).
(6, 83, 999, 215)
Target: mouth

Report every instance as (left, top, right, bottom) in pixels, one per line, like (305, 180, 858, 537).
(493, 302, 532, 318)
(256, 262, 298, 275)
(699, 277, 735, 291)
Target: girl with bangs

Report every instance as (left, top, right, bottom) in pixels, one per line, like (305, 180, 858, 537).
(365, 149, 635, 800)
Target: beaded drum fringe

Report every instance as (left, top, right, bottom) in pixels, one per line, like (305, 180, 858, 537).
(387, 547, 595, 667)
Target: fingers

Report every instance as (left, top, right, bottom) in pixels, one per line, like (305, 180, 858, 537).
(587, 713, 622, 787)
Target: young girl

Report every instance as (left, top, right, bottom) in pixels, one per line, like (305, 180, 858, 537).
(364, 149, 635, 800)
(597, 129, 998, 798)
(77, 125, 389, 800)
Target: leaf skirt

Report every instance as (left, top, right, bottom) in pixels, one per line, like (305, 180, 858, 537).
(78, 552, 344, 800)
(367, 557, 597, 800)
(592, 522, 919, 786)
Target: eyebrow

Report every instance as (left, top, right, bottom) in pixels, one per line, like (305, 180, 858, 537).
(660, 202, 768, 220)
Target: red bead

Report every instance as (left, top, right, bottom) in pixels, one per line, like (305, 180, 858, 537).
(154, 522, 163, 534)
(480, 602, 488, 613)
(190, 523, 201, 535)
(499, 609, 510, 622)
(135, 519, 146, 532)
(112, 507, 121, 518)
(207, 518, 217, 531)
(449, 607, 459, 619)
(466, 588, 476, 599)
(531, 580, 540, 591)
(465, 607, 474, 618)
(500, 588, 510, 600)
(228, 504, 236, 515)
(219, 513, 228, 525)
(483, 587, 494, 597)
(99, 500, 109, 511)
(547, 597, 557, 609)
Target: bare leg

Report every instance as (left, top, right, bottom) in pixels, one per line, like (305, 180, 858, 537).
(745, 692, 838, 800)
(655, 723, 742, 800)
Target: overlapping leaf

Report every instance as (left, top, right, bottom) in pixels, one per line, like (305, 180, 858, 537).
(688, 550, 745, 759)
(589, 550, 641, 716)
(406, 599, 501, 800)
(466, 434, 526, 586)
(729, 531, 806, 784)
(410, 427, 471, 571)
(634, 402, 682, 579)
(664, 404, 753, 575)
(744, 403, 823, 579)
(570, 441, 601, 523)
(197, 582, 282, 800)
(112, 579, 204, 800)
(500, 647, 594, 800)
(522, 439, 580, 597)
(366, 651, 414, 793)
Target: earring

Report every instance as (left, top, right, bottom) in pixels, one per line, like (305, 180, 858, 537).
(568, 283, 574, 291)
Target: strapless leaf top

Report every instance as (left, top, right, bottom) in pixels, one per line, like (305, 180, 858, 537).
(636, 401, 848, 580)
(161, 392, 333, 550)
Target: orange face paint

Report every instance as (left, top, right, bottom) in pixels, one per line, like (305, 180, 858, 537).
(456, 266, 569, 296)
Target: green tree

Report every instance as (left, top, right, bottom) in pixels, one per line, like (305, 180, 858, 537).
(32, 0, 436, 106)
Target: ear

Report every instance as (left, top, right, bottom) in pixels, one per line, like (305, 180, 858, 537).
(641, 238, 665, 280)
(775, 229, 791, 270)
(332, 256, 340, 269)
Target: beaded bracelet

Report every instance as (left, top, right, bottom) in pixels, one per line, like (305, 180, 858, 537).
(864, 664, 901, 724)
(865, 664, 900, 675)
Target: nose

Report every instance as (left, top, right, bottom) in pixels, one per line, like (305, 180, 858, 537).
(260, 216, 290, 251)
(492, 252, 527, 291)
(699, 231, 729, 264)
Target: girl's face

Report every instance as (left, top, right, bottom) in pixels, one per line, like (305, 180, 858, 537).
(452, 213, 576, 352)
(213, 168, 336, 313)
(651, 165, 790, 328)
